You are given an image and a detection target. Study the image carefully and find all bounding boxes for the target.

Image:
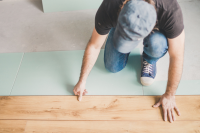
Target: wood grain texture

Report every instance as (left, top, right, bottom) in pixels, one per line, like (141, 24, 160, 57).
(25, 121, 200, 133)
(0, 96, 200, 120)
(0, 120, 27, 133)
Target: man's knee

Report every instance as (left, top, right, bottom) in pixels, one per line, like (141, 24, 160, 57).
(104, 62, 124, 73)
(144, 31, 168, 58)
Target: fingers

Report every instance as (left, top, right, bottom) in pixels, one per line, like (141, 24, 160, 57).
(74, 90, 87, 95)
(174, 106, 181, 116)
(78, 89, 88, 101)
(164, 107, 179, 123)
(163, 108, 167, 121)
(171, 109, 176, 121)
(73, 89, 78, 95)
(82, 90, 88, 96)
(153, 101, 161, 108)
(167, 109, 173, 123)
(78, 91, 83, 101)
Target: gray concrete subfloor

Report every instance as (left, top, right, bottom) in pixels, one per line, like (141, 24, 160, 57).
(0, 0, 200, 81)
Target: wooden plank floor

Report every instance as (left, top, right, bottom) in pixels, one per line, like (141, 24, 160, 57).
(0, 120, 26, 133)
(0, 96, 200, 132)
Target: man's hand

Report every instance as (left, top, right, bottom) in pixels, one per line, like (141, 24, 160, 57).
(73, 28, 107, 101)
(153, 93, 181, 123)
(154, 30, 184, 123)
(73, 81, 88, 101)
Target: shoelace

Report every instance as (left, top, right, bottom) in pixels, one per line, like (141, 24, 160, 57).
(143, 61, 153, 74)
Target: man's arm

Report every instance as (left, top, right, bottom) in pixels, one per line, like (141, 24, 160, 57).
(166, 29, 185, 95)
(153, 29, 185, 123)
(73, 27, 108, 101)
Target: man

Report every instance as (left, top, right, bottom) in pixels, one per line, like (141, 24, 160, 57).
(73, 0, 185, 123)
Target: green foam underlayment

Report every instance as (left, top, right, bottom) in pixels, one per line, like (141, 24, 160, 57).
(0, 49, 199, 96)
(10, 48, 143, 95)
(0, 53, 23, 95)
(42, 0, 103, 13)
(143, 80, 200, 95)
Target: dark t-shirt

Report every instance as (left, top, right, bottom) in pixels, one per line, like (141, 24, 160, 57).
(95, 0, 184, 39)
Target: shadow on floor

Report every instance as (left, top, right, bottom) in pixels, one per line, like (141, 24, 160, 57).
(28, 0, 43, 12)
(66, 83, 75, 95)
(126, 54, 142, 84)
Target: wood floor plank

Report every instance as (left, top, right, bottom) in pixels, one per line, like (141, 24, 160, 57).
(0, 120, 27, 133)
(0, 96, 200, 120)
(25, 121, 200, 133)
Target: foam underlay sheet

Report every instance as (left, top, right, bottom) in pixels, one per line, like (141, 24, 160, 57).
(0, 49, 199, 96)
(42, 0, 103, 13)
(0, 53, 23, 95)
(11, 48, 143, 95)
(143, 80, 200, 95)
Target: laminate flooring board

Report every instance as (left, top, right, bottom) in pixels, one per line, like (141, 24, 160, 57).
(11, 48, 143, 96)
(0, 96, 199, 121)
(0, 120, 27, 133)
(25, 121, 200, 133)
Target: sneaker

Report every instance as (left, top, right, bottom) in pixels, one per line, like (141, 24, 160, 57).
(140, 59, 157, 86)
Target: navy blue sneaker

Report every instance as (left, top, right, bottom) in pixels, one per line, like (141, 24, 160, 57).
(140, 59, 157, 86)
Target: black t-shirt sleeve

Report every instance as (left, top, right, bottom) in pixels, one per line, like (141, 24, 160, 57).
(95, 0, 112, 35)
(162, 5, 184, 39)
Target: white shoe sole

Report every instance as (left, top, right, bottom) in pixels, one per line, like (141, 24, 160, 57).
(140, 77, 155, 86)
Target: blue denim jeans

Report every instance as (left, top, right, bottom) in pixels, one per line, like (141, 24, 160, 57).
(104, 27, 168, 73)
